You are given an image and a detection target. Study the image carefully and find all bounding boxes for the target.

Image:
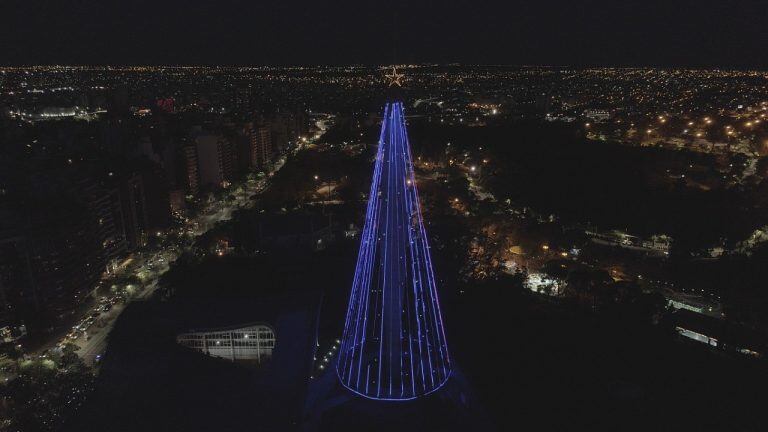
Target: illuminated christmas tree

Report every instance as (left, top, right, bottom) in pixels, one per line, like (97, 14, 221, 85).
(337, 101, 451, 400)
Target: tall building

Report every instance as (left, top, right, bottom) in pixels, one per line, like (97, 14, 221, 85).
(270, 116, 289, 155)
(337, 102, 451, 400)
(75, 179, 128, 272)
(140, 167, 172, 230)
(219, 137, 234, 183)
(268, 111, 307, 155)
(249, 124, 272, 170)
(0, 169, 138, 332)
(233, 86, 253, 114)
(194, 133, 232, 188)
(118, 173, 148, 250)
(235, 126, 253, 175)
(168, 189, 186, 212)
(7, 175, 108, 326)
(286, 110, 309, 144)
(0, 225, 33, 337)
(0, 160, 162, 335)
(181, 144, 199, 196)
(135, 136, 160, 164)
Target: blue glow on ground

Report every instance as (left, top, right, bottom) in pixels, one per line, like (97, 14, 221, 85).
(338, 102, 451, 401)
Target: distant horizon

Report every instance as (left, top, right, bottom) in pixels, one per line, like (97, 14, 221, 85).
(3, 64, 768, 72)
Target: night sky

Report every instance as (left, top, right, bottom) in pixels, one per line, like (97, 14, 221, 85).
(2, 0, 767, 67)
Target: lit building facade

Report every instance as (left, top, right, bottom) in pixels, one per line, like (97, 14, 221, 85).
(177, 323, 276, 363)
(251, 124, 272, 170)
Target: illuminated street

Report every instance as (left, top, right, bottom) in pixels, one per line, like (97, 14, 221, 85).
(45, 121, 328, 366)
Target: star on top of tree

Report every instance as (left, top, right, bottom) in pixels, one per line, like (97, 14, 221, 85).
(384, 65, 405, 87)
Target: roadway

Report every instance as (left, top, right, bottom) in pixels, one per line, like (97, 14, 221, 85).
(65, 117, 335, 366)
(66, 161, 284, 366)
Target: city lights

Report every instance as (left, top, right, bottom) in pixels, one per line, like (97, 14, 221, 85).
(5, 2, 768, 428)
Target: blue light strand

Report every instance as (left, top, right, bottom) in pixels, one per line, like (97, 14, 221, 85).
(377, 103, 393, 398)
(354, 106, 387, 387)
(399, 102, 437, 390)
(398, 103, 423, 396)
(340, 104, 388, 385)
(401, 104, 451, 379)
